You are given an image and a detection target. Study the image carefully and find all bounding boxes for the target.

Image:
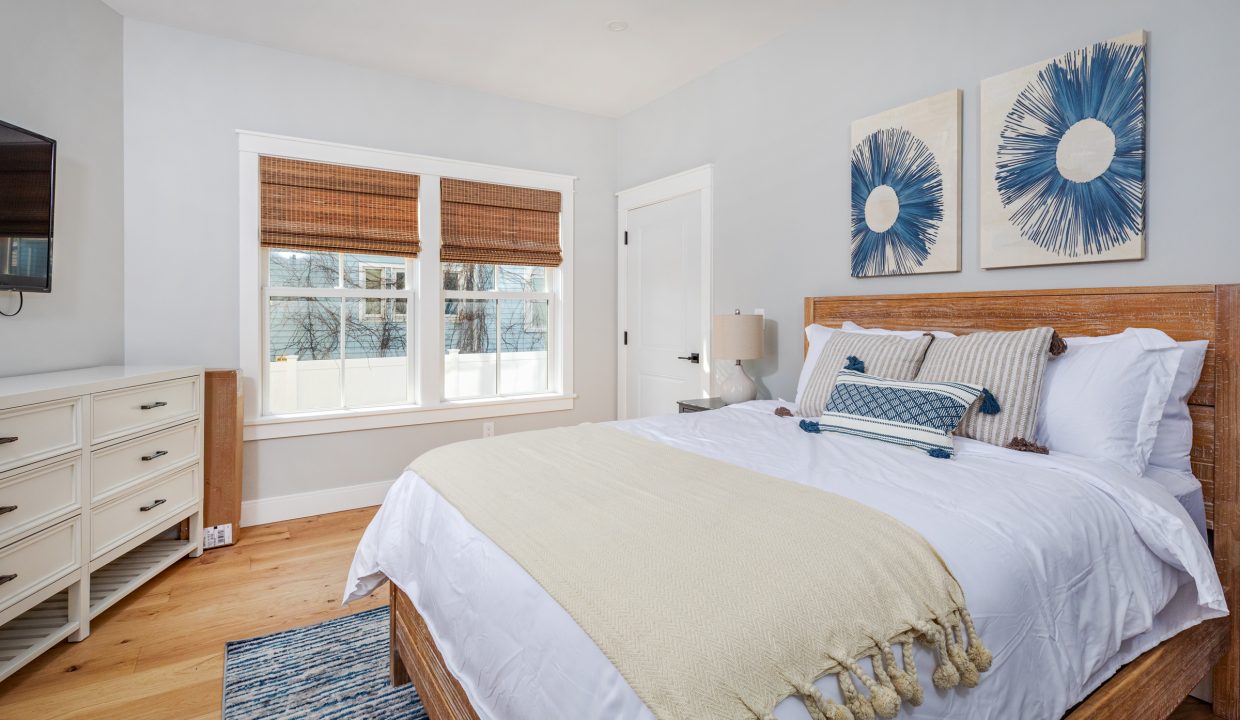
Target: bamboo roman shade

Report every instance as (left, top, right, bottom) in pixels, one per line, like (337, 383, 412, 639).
(441, 179, 562, 267)
(259, 156, 420, 258)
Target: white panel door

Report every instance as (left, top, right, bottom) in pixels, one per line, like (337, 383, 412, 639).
(623, 191, 705, 418)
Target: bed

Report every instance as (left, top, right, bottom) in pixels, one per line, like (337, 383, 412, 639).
(346, 284, 1240, 720)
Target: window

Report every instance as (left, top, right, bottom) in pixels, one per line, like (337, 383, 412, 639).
(442, 263, 552, 399)
(240, 134, 574, 439)
(265, 250, 414, 414)
(258, 155, 420, 416)
(360, 262, 407, 320)
(439, 178, 561, 400)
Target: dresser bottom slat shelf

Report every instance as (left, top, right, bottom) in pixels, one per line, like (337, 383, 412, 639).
(89, 535, 196, 619)
(0, 590, 76, 682)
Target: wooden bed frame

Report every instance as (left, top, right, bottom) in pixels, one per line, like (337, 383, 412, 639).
(391, 284, 1240, 720)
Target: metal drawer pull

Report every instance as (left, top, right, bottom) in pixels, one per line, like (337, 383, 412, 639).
(0, 505, 16, 516)
(0, 436, 16, 445)
(140, 498, 167, 512)
(0, 574, 16, 586)
(141, 450, 168, 462)
(140, 401, 168, 410)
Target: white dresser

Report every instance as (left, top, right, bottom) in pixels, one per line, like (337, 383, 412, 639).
(0, 366, 204, 682)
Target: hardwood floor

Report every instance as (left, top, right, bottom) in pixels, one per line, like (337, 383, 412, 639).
(0, 504, 1217, 719)
(0, 507, 386, 720)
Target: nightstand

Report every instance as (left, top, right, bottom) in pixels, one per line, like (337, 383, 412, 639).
(677, 397, 725, 413)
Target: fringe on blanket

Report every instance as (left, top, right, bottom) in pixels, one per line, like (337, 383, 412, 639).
(755, 608, 992, 720)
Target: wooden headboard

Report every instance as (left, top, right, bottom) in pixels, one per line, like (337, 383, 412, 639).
(805, 285, 1235, 528)
(804, 284, 1240, 716)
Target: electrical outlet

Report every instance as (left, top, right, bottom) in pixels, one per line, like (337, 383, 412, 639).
(203, 523, 234, 549)
(482, 421, 495, 438)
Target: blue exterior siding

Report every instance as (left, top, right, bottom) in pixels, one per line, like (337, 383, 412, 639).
(266, 251, 546, 361)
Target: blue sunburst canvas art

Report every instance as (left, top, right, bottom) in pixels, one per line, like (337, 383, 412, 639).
(850, 90, 961, 277)
(981, 31, 1146, 268)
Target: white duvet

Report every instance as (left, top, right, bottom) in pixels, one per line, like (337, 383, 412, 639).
(345, 400, 1227, 720)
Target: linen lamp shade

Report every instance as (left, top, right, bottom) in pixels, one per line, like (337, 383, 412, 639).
(713, 311, 763, 404)
(712, 312, 764, 360)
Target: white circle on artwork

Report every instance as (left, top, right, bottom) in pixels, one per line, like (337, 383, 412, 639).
(1056, 118, 1116, 183)
(865, 185, 900, 232)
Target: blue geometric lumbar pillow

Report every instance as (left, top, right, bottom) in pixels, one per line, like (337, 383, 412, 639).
(805, 368, 988, 459)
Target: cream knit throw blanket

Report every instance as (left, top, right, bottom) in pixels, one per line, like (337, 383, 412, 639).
(411, 424, 991, 720)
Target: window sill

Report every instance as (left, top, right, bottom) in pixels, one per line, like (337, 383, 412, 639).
(243, 393, 577, 441)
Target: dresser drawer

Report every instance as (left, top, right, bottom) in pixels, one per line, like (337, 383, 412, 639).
(92, 466, 197, 558)
(0, 517, 79, 611)
(0, 457, 80, 547)
(91, 422, 199, 502)
(92, 377, 200, 444)
(0, 399, 80, 475)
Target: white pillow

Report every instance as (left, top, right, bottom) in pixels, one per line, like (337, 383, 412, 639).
(1035, 329, 1181, 475)
(795, 325, 836, 404)
(1148, 340, 1208, 473)
(841, 321, 956, 339)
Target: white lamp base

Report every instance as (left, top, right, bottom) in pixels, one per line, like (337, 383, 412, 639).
(720, 360, 757, 405)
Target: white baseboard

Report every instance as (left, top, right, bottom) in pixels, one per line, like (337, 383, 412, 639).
(240, 479, 395, 527)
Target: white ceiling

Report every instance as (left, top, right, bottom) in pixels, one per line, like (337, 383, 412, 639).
(102, 0, 822, 117)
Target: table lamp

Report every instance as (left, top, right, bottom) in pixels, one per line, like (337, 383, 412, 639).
(712, 310, 764, 404)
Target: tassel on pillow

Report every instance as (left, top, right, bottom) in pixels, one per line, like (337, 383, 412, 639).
(1006, 437, 1050, 454)
(1049, 331, 1067, 357)
(844, 355, 866, 373)
(978, 388, 1000, 415)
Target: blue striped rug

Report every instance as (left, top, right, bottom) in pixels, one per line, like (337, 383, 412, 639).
(223, 606, 429, 720)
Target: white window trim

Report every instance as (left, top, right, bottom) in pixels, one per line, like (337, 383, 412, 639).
(238, 130, 575, 441)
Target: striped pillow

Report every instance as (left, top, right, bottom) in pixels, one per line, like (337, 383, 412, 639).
(797, 331, 933, 417)
(809, 369, 984, 458)
(915, 327, 1057, 448)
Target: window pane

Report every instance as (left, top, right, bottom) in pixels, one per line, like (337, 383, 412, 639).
(444, 299, 496, 399)
(344, 298, 409, 408)
(441, 262, 495, 292)
(500, 299, 549, 395)
(267, 250, 340, 288)
(345, 254, 407, 290)
(498, 265, 547, 292)
(267, 296, 342, 413)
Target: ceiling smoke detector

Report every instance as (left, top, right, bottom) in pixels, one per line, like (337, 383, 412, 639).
(606, 20, 629, 32)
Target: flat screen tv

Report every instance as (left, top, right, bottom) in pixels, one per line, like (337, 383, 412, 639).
(0, 120, 56, 293)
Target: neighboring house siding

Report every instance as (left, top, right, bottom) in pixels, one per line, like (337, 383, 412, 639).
(266, 251, 546, 361)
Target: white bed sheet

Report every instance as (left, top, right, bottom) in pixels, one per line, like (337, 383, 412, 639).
(345, 401, 1227, 720)
(1148, 465, 1208, 539)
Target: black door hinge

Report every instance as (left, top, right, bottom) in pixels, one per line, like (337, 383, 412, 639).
(623, 331, 628, 345)
(623, 231, 629, 245)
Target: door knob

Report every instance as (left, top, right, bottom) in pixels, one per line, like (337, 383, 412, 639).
(676, 352, 701, 364)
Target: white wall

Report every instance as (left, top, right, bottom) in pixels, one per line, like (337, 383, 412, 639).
(0, 0, 124, 377)
(617, 0, 1240, 402)
(122, 20, 617, 501)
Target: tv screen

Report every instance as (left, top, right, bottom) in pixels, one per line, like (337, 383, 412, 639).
(0, 120, 55, 293)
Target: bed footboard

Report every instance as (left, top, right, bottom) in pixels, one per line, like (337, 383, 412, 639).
(390, 586, 480, 720)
